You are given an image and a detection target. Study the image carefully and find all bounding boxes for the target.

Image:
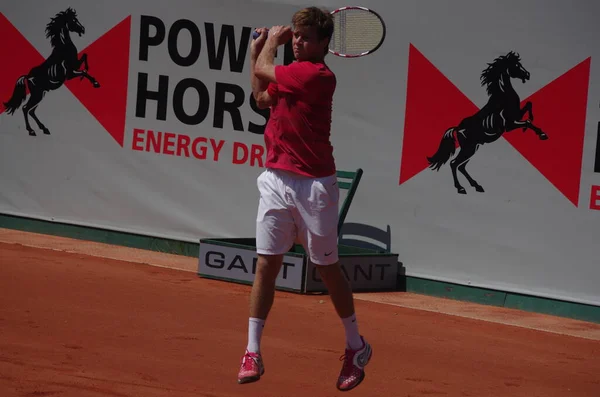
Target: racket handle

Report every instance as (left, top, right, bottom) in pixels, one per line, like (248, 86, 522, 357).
(252, 29, 269, 40)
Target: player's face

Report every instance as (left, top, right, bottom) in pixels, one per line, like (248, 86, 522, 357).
(292, 26, 328, 61)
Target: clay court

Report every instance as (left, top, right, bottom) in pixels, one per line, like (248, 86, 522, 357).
(1, 231, 599, 397)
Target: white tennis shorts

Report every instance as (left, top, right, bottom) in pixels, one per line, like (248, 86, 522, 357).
(256, 168, 340, 265)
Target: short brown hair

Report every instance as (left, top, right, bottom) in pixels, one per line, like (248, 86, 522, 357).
(292, 7, 334, 42)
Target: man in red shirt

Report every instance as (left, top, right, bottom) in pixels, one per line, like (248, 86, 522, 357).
(237, 7, 372, 392)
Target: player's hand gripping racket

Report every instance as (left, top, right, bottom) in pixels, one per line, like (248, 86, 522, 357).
(252, 6, 386, 58)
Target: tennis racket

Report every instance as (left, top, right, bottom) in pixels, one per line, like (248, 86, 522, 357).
(252, 6, 386, 58)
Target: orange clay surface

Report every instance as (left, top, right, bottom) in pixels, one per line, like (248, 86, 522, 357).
(1, 238, 600, 397)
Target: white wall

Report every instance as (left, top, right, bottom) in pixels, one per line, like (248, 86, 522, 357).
(1, 0, 599, 305)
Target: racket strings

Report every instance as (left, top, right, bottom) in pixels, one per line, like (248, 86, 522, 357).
(330, 10, 384, 55)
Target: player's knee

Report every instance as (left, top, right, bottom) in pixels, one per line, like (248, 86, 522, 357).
(317, 261, 343, 280)
(317, 262, 352, 291)
(255, 254, 284, 283)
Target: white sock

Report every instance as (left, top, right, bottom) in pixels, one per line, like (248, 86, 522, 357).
(342, 313, 363, 350)
(246, 317, 265, 353)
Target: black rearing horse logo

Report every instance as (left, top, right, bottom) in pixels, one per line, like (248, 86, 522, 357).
(427, 51, 547, 194)
(3, 8, 100, 136)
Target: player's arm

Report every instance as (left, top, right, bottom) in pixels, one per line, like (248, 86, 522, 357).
(255, 25, 293, 84)
(250, 28, 274, 109)
(254, 36, 278, 84)
(251, 58, 274, 109)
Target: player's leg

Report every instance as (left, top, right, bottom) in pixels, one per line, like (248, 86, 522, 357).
(295, 174, 372, 391)
(316, 261, 372, 391)
(239, 253, 283, 384)
(238, 169, 296, 385)
(316, 262, 360, 345)
(247, 252, 283, 349)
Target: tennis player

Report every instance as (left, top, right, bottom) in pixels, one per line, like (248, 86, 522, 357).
(237, 6, 372, 391)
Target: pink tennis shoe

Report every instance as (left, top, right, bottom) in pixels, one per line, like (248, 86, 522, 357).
(237, 351, 264, 384)
(336, 336, 373, 391)
(237, 337, 372, 391)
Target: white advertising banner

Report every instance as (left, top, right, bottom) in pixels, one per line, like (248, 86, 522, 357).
(198, 241, 305, 291)
(1, 0, 599, 306)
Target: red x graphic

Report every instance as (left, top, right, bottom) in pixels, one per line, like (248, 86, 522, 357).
(400, 44, 591, 207)
(0, 12, 131, 147)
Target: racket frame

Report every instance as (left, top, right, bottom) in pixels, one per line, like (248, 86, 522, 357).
(328, 6, 386, 58)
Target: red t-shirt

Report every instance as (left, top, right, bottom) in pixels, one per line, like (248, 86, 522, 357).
(263, 61, 337, 178)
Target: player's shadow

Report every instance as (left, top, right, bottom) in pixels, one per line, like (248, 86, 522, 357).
(338, 222, 406, 290)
